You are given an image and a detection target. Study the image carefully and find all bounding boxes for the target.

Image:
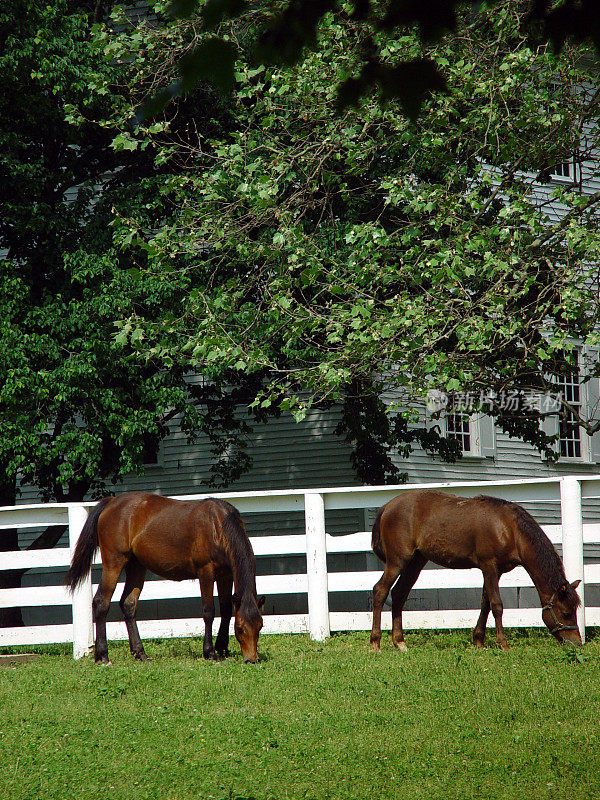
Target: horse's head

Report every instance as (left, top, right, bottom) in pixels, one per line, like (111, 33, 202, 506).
(542, 580, 582, 645)
(233, 593, 265, 663)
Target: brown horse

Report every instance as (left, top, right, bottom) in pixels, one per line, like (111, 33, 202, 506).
(66, 492, 265, 664)
(371, 490, 582, 651)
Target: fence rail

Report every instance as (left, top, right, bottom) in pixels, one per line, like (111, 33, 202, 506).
(1, 475, 599, 658)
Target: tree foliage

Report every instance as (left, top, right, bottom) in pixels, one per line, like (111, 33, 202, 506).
(3, 0, 600, 503)
(157, 0, 600, 117)
(0, 1, 262, 503)
(96, 1, 600, 481)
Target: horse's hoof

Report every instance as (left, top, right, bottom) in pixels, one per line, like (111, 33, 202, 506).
(134, 652, 149, 662)
(394, 641, 408, 652)
(96, 659, 112, 666)
(216, 649, 230, 659)
(370, 642, 381, 652)
(474, 641, 485, 650)
(203, 650, 218, 661)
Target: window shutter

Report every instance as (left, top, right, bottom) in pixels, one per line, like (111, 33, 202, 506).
(478, 415, 496, 458)
(539, 406, 559, 436)
(539, 392, 559, 458)
(584, 346, 600, 462)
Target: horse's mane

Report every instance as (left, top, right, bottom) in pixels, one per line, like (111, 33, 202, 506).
(480, 495, 580, 608)
(213, 499, 260, 614)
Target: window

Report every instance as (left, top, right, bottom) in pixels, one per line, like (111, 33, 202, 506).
(552, 159, 573, 179)
(446, 410, 472, 453)
(444, 403, 481, 457)
(551, 155, 579, 182)
(425, 391, 495, 459)
(546, 349, 590, 462)
(555, 362, 584, 459)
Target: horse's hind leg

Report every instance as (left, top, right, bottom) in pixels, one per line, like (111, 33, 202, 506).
(199, 566, 217, 660)
(390, 553, 427, 652)
(370, 563, 402, 651)
(119, 557, 148, 661)
(472, 588, 491, 649)
(93, 555, 126, 664)
(215, 571, 233, 658)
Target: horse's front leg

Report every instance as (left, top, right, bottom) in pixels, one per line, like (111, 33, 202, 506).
(481, 562, 508, 651)
(199, 567, 217, 660)
(215, 571, 234, 658)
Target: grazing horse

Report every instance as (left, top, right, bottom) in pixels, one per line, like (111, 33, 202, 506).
(66, 492, 264, 664)
(370, 490, 582, 651)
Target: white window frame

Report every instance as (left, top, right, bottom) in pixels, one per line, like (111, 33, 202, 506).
(549, 348, 592, 464)
(550, 154, 580, 184)
(441, 410, 483, 458)
(424, 393, 495, 460)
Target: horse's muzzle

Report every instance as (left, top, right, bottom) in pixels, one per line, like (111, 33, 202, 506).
(562, 633, 583, 647)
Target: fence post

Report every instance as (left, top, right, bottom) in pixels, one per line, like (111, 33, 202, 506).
(68, 504, 94, 659)
(560, 476, 586, 642)
(304, 492, 330, 640)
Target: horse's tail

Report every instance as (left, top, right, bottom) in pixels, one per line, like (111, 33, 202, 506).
(65, 497, 112, 592)
(372, 507, 386, 562)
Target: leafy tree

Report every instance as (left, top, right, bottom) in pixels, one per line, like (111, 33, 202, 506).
(153, 0, 600, 117)
(0, 0, 259, 623)
(0, 1, 264, 507)
(102, 1, 600, 483)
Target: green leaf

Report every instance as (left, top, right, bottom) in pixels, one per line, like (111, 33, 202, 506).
(134, 84, 179, 125)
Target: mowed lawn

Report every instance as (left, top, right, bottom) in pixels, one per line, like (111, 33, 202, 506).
(1, 630, 600, 800)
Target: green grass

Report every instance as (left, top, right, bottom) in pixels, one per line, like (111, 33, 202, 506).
(1, 630, 600, 800)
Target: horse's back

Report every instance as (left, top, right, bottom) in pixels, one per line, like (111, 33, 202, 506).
(97, 492, 225, 579)
(376, 490, 518, 568)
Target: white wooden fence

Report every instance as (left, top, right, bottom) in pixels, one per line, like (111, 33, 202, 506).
(1, 475, 600, 658)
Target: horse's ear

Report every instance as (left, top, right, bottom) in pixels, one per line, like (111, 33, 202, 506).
(558, 580, 580, 599)
(232, 592, 241, 611)
(257, 595, 265, 613)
